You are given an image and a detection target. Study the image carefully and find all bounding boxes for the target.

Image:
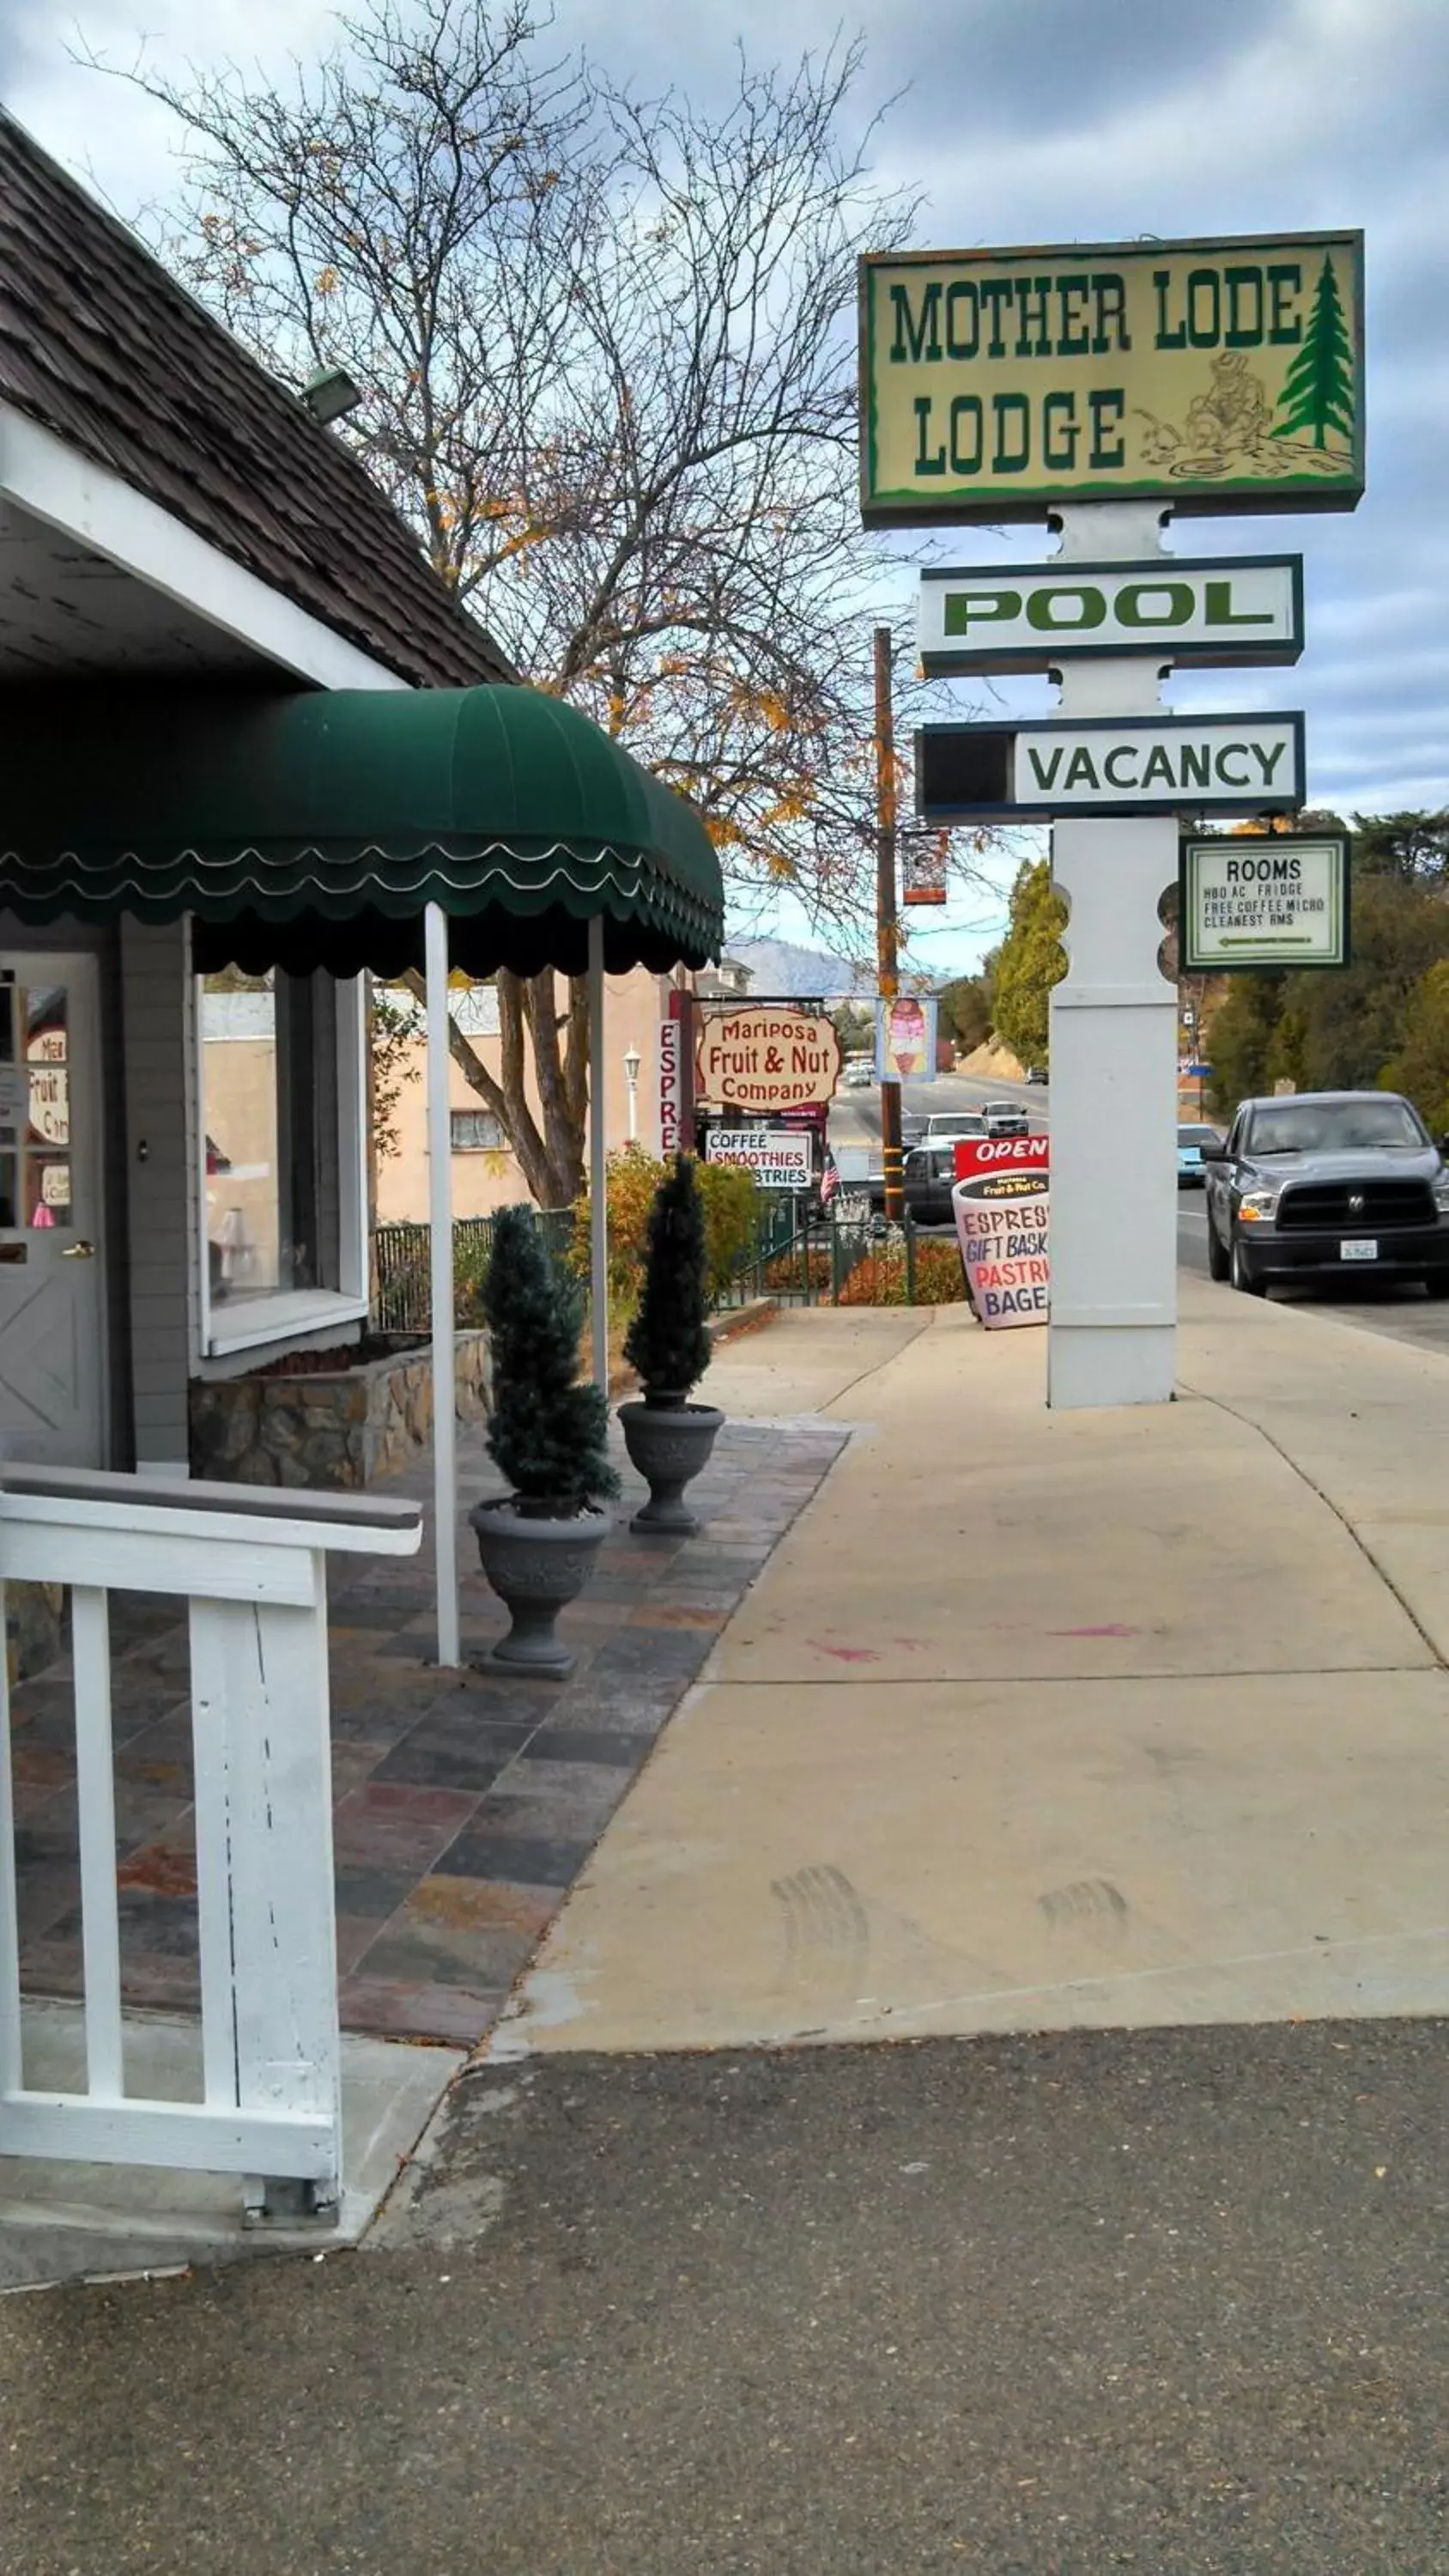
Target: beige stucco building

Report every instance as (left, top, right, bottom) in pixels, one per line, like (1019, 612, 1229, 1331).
(374, 968, 683, 1221)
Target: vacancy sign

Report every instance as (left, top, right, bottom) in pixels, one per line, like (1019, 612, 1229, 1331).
(952, 1136, 1050, 1329)
(1180, 834, 1349, 970)
(860, 231, 1364, 525)
(917, 713, 1304, 821)
(919, 556, 1303, 676)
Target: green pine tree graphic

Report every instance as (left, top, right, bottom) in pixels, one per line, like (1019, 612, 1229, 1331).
(1271, 253, 1355, 451)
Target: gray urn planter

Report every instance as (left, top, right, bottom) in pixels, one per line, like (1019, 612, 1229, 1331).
(618, 1400, 724, 1536)
(469, 1498, 609, 1677)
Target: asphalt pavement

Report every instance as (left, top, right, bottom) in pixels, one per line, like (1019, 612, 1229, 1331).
(6, 2030, 1447, 2574)
(836, 1072, 1449, 1360)
(1177, 1190, 1449, 1358)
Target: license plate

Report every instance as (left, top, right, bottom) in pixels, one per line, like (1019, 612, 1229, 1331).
(1340, 1237, 1378, 1261)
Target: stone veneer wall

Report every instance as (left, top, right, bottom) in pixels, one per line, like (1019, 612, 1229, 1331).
(6, 1581, 66, 1688)
(190, 1330, 492, 1490)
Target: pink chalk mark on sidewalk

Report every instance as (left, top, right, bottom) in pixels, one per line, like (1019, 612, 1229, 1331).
(1048, 1623, 1137, 1638)
(810, 1639, 883, 1663)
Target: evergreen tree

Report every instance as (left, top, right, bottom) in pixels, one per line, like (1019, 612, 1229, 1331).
(482, 1206, 618, 1512)
(1272, 254, 1355, 452)
(991, 859, 1067, 1068)
(1385, 961, 1449, 1137)
(623, 1157, 713, 1403)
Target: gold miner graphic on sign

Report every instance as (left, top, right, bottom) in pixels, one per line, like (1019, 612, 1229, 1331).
(859, 232, 1363, 523)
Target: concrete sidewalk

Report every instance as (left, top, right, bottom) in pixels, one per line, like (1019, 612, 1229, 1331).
(499, 1284, 1449, 2055)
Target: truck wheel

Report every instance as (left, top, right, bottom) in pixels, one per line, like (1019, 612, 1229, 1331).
(1230, 1234, 1267, 1297)
(1206, 1212, 1230, 1282)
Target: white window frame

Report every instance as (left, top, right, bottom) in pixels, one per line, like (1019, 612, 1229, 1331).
(195, 970, 369, 1360)
(451, 1108, 506, 1154)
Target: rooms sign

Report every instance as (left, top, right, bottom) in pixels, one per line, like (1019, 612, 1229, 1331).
(919, 555, 1302, 675)
(860, 231, 1364, 523)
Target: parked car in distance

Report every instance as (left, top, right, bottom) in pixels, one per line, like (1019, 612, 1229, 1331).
(1177, 1122, 1222, 1188)
(924, 1111, 988, 1141)
(1202, 1091, 1449, 1297)
(903, 1143, 969, 1226)
(843, 1055, 873, 1088)
(1024, 1066, 1048, 1084)
(984, 1098, 1030, 1137)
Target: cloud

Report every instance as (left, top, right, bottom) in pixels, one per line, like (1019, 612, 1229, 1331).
(6, 0, 1446, 960)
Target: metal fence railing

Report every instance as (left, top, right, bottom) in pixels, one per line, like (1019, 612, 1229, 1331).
(715, 1195, 961, 1310)
(373, 1208, 573, 1334)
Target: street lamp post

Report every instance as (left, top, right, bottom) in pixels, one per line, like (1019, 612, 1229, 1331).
(623, 1044, 641, 1142)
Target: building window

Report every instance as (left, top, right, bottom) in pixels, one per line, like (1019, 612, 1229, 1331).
(451, 1109, 506, 1153)
(197, 968, 367, 1356)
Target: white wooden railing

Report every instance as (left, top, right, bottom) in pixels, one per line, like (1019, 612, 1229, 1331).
(0, 1465, 421, 2217)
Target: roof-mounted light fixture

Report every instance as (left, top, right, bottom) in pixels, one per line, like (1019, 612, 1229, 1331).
(301, 365, 362, 426)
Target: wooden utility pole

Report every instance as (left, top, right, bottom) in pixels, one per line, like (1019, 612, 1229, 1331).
(873, 624, 904, 1221)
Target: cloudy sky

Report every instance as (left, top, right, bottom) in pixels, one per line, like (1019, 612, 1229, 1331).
(4, 0, 1446, 969)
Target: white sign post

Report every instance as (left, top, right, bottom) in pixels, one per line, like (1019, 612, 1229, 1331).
(1047, 506, 1183, 1408)
(871, 228, 1362, 1415)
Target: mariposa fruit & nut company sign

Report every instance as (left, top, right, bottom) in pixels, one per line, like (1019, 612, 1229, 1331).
(861, 232, 1363, 523)
(1179, 834, 1349, 971)
(695, 1007, 841, 1111)
(919, 555, 1302, 675)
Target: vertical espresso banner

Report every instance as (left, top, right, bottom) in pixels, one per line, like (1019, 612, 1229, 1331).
(952, 1136, 1051, 1328)
(658, 1013, 683, 1157)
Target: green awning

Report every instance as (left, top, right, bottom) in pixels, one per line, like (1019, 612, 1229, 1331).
(0, 684, 723, 977)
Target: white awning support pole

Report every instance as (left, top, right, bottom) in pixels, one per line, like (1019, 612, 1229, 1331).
(588, 915, 609, 1392)
(424, 902, 461, 1668)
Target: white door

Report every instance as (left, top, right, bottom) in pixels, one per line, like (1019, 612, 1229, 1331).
(0, 956, 105, 1467)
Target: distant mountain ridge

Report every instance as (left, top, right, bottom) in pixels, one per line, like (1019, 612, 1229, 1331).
(723, 938, 876, 1000)
(724, 937, 955, 1000)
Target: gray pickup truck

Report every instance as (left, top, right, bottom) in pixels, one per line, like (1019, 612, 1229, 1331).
(1203, 1091, 1449, 1297)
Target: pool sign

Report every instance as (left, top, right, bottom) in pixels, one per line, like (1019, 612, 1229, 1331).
(919, 556, 1303, 675)
(952, 1136, 1051, 1330)
(917, 713, 1305, 821)
(860, 231, 1364, 524)
(1179, 834, 1349, 970)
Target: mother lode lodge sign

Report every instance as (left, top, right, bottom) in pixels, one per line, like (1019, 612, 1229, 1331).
(860, 231, 1363, 523)
(695, 1007, 841, 1112)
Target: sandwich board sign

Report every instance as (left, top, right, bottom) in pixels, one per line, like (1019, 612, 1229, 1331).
(1179, 834, 1349, 969)
(952, 1135, 1050, 1329)
(917, 714, 1305, 820)
(860, 231, 1364, 524)
(919, 556, 1303, 674)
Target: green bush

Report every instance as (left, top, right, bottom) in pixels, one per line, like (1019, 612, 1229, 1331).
(623, 1156, 713, 1400)
(572, 1145, 760, 1315)
(482, 1206, 618, 1511)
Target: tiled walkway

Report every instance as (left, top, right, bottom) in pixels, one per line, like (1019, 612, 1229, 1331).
(9, 1414, 846, 2045)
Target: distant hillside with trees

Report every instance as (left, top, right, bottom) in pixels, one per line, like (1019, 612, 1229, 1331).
(1204, 813, 1449, 1127)
(932, 817, 1449, 1124)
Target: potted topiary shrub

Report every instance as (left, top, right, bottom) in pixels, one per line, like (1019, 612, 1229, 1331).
(469, 1206, 618, 1675)
(618, 1154, 724, 1535)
